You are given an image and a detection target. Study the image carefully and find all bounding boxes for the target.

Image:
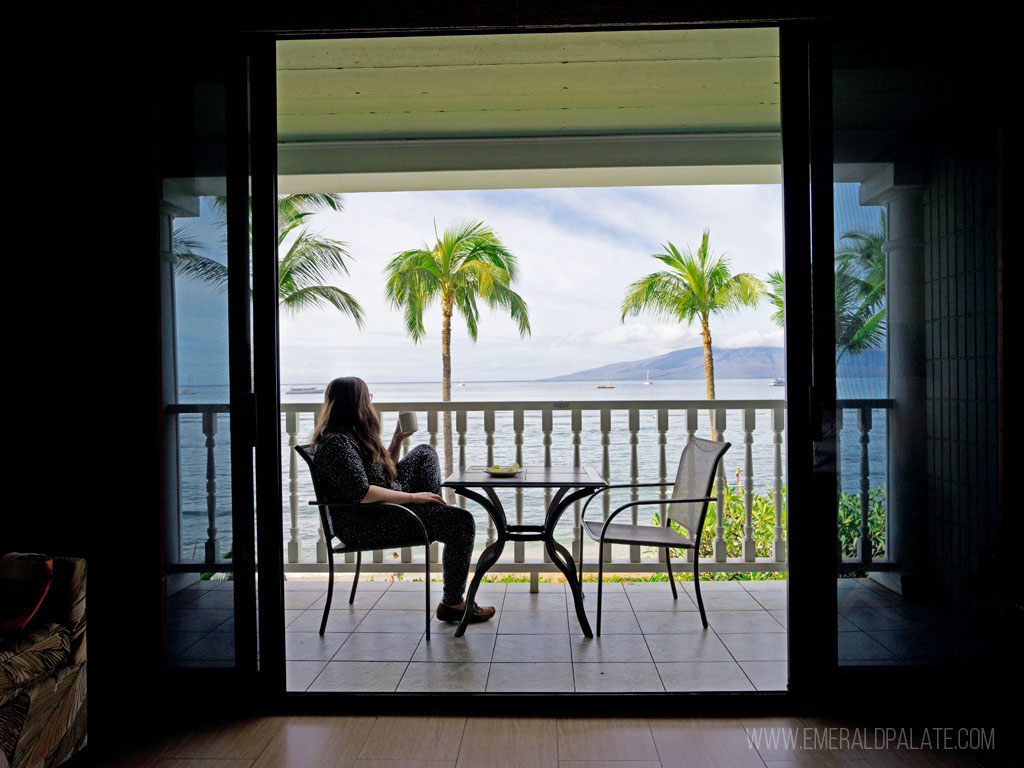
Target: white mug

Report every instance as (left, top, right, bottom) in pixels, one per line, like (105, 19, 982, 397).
(398, 411, 419, 435)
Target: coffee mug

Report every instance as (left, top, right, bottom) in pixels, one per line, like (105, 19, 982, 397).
(398, 411, 419, 434)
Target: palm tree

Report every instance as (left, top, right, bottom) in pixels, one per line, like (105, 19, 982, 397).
(174, 193, 364, 327)
(834, 211, 886, 362)
(766, 269, 785, 328)
(765, 211, 887, 360)
(621, 229, 763, 404)
(384, 220, 530, 483)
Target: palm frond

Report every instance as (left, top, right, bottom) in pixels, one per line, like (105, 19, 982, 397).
(766, 269, 785, 328)
(174, 253, 229, 287)
(621, 270, 699, 324)
(279, 286, 365, 326)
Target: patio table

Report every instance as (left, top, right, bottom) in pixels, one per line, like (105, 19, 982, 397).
(442, 465, 607, 638)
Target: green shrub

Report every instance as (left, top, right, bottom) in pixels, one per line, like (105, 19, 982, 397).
(838, 488, 886, 558)
(649, 483, 886, 561)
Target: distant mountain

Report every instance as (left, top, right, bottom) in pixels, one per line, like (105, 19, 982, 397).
(543, 346, 886, 381)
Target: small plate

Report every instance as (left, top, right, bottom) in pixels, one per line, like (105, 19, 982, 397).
(485, 469, 521, 477)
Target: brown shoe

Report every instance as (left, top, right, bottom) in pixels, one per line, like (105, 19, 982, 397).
(435, 601, 496, 623)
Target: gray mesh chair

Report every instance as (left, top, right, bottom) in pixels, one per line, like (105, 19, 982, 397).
(294, 444, 431, 640)
(579, 436, 731, 634)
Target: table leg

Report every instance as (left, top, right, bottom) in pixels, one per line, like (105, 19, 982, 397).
(546, 535, 593, 637)
(543, 487, 598, 639)
(456, 536, 506, 637)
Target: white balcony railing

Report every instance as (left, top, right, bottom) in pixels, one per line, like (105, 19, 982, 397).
(167, 398, 891, 578)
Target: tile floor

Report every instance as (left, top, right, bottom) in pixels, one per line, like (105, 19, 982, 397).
(167, 574, 988, 689)
(172, 577, 788, 692)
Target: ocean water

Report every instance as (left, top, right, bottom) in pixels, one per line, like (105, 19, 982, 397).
(173, 377, 886, 562)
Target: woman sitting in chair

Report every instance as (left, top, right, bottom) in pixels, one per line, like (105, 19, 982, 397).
(311, 376, 495, 623)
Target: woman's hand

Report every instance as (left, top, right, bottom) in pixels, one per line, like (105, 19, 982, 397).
(407, 491, 444, 505)
(388, 419, 415, 457)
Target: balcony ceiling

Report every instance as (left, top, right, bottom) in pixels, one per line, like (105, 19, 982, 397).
(276, 29, 781, 192)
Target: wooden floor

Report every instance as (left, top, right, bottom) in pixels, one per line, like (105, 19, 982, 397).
(92, 713, 1006, 767)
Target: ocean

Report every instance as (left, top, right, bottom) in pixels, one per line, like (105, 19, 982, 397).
(173, 377, 887, 562)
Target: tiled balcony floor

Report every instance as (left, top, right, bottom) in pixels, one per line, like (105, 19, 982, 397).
(835, 577, 991, 666)
(172, 577, 789, 691)
(168, 574, 989, 689)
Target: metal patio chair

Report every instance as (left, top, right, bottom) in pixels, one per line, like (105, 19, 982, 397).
(294, 444, 432, 640)
(579, 436, 731, 635)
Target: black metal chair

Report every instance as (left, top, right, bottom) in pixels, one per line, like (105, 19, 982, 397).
(579, 436, 731, 635)
(294, 444, 432, 640)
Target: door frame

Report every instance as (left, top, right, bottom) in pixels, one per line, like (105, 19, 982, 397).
(243, 17, 838, 709)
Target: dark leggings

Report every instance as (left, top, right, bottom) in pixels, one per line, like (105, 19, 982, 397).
(334, 444, 476, 606)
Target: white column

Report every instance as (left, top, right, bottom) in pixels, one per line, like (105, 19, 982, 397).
(628, 409, 641, 562)
(742, 408, 756, 562)
(485, 410, 497, 548)
(657, 409, 669, 563)
(286, 411, 301, 563)
(713, 409, 728, 563)
(685, 408, 698, 564)
(599, 409, 611, 562)
(772, 406, 787, 562)
(862, 173, 926, 586)
(202, 411, 219, 563)
(858, 407, 873, 565)
(514, 410, 525, 550)
(428, 410, 439, 563)
(572, 410, 585, 562)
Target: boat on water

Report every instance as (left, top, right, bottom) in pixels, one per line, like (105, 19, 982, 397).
(643, 369, 653, 385)
(769, 378, 785, 387)
(287, 385, 324, 395)
(597, 375, 615, 389)
(457, 374, 466, 387)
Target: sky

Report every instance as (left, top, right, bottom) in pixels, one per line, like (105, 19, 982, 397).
(279, 184, 785, 384)
(175, 183, 883, 386)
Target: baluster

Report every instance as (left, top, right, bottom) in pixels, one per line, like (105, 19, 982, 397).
(658, 409, 668, 563)
(203, 411, 219, 563)
(743, 409, 756, 561)
(485, 410, 497, 548)
(859, 407, 873, 565)
(457, 410, 468, 517)
(629, 409, 641, 562)
(713, 409, 728, 563)
(685, 409, 698, 563)
(572, 409, 585, 563)
(428, 410, 439, 563)
(600, 410, 611, 563)
(286, 411, 301, 563)
(772, 406, 786, 562)
(514, 410, 525, 560)
(836, 409, 844, 562)
(541, 410, 552, 565)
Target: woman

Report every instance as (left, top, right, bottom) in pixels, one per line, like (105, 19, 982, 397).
(311, 377, 495, 623)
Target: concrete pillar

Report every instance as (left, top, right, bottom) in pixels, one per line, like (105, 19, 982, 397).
(861, 169, 926, 594)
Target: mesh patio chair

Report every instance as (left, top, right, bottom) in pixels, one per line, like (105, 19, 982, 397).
(294, 444, 432, 640)
(579, 436, 731, 635)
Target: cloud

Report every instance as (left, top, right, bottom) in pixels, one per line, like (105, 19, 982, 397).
(564, 322, 702, 349)
(276, 185, 785, 383)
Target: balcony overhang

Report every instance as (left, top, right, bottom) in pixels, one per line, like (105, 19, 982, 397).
(278, 132, 781, 193)
(277, 28, 781, 193)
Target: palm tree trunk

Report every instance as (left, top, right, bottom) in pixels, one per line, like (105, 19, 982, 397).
(701, 319, 717, 439)
(441, 294, 454, 502)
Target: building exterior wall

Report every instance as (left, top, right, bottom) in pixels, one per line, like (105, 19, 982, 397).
(923, 126, 1000, 615)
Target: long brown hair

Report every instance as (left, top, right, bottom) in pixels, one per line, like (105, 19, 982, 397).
(311, 377, 396, 484)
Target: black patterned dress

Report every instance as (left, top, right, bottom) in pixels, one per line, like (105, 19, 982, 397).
(312, 431, 476, 606)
